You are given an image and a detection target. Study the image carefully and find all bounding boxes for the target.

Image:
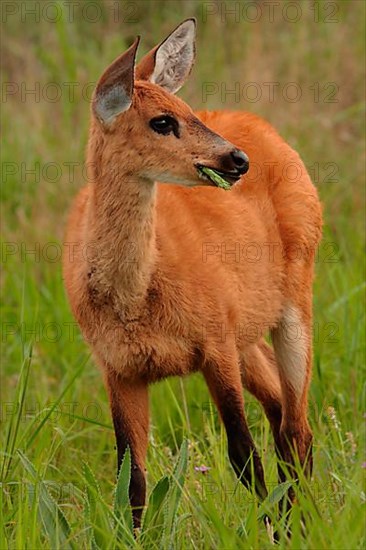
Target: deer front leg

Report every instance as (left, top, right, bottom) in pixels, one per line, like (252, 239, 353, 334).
(105, 368, 149, 529)
(203, 355, 268, 501)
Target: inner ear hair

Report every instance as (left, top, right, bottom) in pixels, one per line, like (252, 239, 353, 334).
(151, 19, 196, 93)
(93, 37, 140, 124)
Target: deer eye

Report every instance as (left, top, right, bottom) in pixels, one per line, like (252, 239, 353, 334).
(149, 115, 179, 137)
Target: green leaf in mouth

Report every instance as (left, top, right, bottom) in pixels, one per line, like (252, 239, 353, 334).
(198, 166, 232, 190)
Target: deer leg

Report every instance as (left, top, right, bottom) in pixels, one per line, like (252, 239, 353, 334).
(271, 303, 313, 512)
(105, 368, 149, 529)
(240, 340, 283, 448)
(203, 355, 268, 501)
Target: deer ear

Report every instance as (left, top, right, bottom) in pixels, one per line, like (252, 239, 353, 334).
(136, 18, 196, 94)
(93, 37, 140, 124)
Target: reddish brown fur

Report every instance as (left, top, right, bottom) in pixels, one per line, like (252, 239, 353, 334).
(63, 24, 322, 529)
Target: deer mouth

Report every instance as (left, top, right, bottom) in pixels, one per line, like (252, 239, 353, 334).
(196, 165, 241, 190)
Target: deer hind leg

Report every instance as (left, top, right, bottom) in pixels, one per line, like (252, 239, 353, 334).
(240, 340, 283, 449)
(105, 368, 149, 529)
(271, 303, 313, 495)
(203, 352, 268, 501)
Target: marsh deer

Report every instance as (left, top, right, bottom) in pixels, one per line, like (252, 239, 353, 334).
(63, 19, 322, 529)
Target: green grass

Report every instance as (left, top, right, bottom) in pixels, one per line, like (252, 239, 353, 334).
(1, 1, 365, 548)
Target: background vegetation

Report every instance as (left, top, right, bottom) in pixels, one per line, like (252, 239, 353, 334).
(1, 0, 365, 548)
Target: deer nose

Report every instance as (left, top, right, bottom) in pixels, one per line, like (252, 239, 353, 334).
(230, 149, 249, 174)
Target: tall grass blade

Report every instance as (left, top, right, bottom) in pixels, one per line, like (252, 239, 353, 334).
(113, 447, 134, 546)
(141, 475, 170, 545)
(83, 462, 111, 550)
(17, 450, 74, 549)
(162, 439, 189, 547)
(22, 354, 89, 450)
(257, 480, 294, 522)
(1, 348, 32, 481)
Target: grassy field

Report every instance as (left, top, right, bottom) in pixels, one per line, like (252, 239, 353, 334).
(1, 0, 365, 548)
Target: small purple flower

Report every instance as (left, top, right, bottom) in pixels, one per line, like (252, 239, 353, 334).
(362, 462, 366, 469)
(194, 465, 210, 474)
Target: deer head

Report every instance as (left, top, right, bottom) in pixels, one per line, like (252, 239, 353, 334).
(91, 19, 249, 188)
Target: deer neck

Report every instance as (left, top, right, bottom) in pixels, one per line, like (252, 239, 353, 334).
(85, 136, 157, 313)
